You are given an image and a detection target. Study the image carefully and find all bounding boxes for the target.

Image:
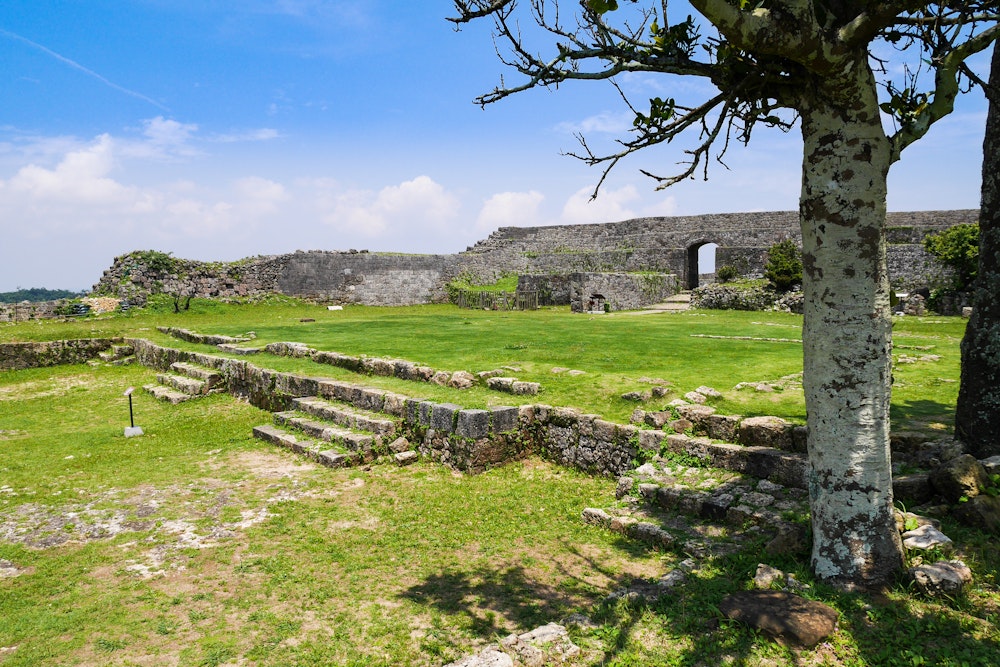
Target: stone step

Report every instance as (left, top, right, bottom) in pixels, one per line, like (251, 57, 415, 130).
(252, 424, 359, 468)
(273, 411, 379, 459)
(143, 383, 193, 405)
(584, 460, 811, 558)
(156, 373, 208, 396)
(98, 344, 135, 363)
(169, 361, 223, 390)
(292, 395, 397, 436)
(630, 457, 811, 530)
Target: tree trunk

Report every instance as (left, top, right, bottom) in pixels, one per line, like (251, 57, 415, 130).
(956, 42, 1000, 457)
(797, 63, 905, 588)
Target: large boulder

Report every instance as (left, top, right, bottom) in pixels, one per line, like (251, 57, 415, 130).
(952, 494, 1000, 533)
(930, 454, 990, 503)
(718, 590, 838, 648)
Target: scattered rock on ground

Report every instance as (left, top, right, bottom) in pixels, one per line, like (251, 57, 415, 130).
(930, 454, 990, 503)
(389, 437, 411, 454)
(643, 411, 671, 429)
(901, 524, 953, 551)
(394, 451, 418, 466)
(909, 560, 973, 597)
(952, 494, 1000, 533)
(718, 590, 838, 648)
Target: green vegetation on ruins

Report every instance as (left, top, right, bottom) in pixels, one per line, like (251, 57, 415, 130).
(2, 300, 994, 666)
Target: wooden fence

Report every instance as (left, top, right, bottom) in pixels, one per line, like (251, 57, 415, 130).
(455, 290, 539, 311)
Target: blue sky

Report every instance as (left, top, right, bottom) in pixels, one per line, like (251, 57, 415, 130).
(0, 1, 991, 291)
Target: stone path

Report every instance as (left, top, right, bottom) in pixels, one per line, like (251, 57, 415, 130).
(620, 291, 692, 315)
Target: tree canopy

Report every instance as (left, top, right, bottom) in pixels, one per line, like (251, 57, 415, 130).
(453, 0, 999, 589)
(452, 1, 998, 194)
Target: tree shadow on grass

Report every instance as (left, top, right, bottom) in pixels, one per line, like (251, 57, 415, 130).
(890, 397, 956, 433)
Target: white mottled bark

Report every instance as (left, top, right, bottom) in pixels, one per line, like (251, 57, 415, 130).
(798, 58, 905, 588)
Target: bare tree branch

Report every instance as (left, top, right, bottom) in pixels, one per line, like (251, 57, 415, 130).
(890, 22, 1000, 161)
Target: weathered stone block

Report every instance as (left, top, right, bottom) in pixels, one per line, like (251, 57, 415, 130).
(419, 401, 436, 426)
(718, 591, 838, 648)
(638, 429, 666, 454)
(448, 371, 477, 389)
(675, 404, 716, 429)
(512, 381, 540, 395)
(357, 388, 385, 412)
(431, 403, 461, 433)
(930, 454, 990, 503)
(593, 419, 617, 443)
(706, 413, 741, 442)
(457, 409, 490, 439)
(738, 416, 794, 450)
(382, 391, 407, 417)
(487, 377, 515, 392)
(490, 406, 520, 434)
(403, 398, 423, 425)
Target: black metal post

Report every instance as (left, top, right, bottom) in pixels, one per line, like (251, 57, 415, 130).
(128, 393, 135, 428)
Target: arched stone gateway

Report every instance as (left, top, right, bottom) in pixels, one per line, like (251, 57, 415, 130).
(686, 241, 719, 290)
(94, 210, 976, 307)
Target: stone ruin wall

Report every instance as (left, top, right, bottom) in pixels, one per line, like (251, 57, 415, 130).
(89, 209, 977, 307)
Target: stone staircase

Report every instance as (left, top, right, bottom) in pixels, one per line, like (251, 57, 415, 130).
(97, 344, 135, 365)
(583, 456, 812, 558)
(143, 361, 225, 404)
(252, 395, 412, 469)
(635, 291, 692, 314)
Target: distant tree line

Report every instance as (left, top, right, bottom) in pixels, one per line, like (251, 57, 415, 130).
(0, 288, 84, 304)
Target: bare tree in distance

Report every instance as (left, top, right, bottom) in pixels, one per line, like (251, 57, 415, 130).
(451, 1, 999, 589)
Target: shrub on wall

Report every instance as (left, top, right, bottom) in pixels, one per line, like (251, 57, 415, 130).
(716, 265, 740, 283)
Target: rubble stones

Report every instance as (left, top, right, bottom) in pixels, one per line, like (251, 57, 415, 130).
(930, 454, 990, 503)
(909, 560, 973, 597)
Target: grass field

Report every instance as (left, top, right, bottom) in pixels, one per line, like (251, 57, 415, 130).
(2, 300, 996, 666)
(0, 297, 966, 432)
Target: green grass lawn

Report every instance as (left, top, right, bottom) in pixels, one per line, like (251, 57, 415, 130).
(2, 300, 993, 666)
(0, 297, 966, 432)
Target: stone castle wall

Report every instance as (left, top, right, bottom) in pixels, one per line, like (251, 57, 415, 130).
(90, 210, 977, 306)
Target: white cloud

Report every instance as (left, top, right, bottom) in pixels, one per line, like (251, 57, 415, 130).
(560, 184, 642, 224)
(213, 128, 282, 143)
(319, 175, 460, 237)
(556, 111, 634, 135)
(475, 190, 545, 233)
(5, 135, 133, 205)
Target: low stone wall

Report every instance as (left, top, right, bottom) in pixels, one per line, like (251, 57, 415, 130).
(263, 340, 541, 395)
(0, 339, 120, 370)
(0, 301, 62, 323)
(568, 272, 678, 312)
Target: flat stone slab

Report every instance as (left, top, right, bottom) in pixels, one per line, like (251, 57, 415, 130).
(902, 524, 953, 551)
(719, 590, 838, 648)
(909, 560, 972, 597)
(143, 384, 192, 404)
